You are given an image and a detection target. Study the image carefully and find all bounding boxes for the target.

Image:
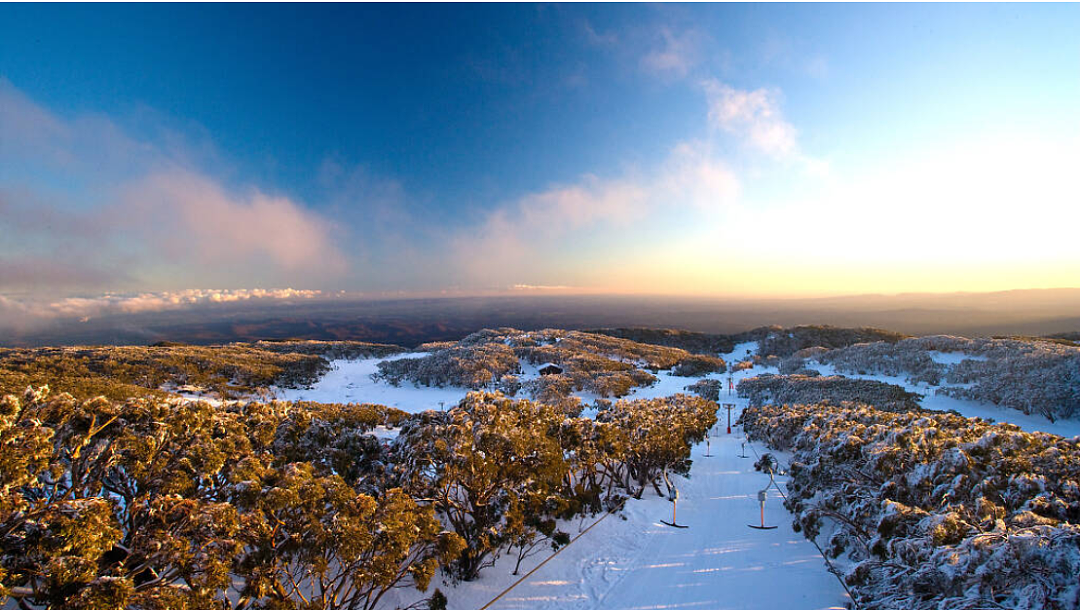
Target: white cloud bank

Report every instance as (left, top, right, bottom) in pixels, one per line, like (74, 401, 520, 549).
(0, 288, 326, 331)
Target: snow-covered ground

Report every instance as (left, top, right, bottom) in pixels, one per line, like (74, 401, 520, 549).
(277, 353, 471, 413)
(926, 350, 987, 365)
(726, 341, 760, 362)
(265, 346, 850, 610)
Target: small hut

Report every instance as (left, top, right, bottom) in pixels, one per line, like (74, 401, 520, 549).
(538, 363, 564, 376)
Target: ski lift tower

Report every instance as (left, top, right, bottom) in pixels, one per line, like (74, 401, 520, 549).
(722, 403, 736, 434)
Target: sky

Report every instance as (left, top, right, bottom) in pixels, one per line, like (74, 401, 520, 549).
(1, 3, 1078, 319)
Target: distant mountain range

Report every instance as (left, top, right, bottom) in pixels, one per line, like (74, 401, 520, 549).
(3, 287, 1079, 347)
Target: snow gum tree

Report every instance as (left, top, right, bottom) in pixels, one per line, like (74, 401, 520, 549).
(394, 392, 568, 582)
(232, 465, 463, 610)
(597, 395, 717, 498)
(0, 388, 463, 610)
(0, 387, 243, 609)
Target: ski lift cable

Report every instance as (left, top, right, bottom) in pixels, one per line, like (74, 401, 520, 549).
(742, 428, 862, 610)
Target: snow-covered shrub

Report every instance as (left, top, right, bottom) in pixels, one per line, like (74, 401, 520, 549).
(670, 354, 726, 376)
(939, 338, 1080, 422)
(684, 378, 721, 402)
(814, 339, 947, 385)
(737, 374, 923, 412)
(816, 335, 1080, 420)
(586, 328, 737, 355)
(375, 341, 520, 389)
(742, 402, 1080, 610)
(393, 392, 717, 581)
(779, 356, 820, 376)
(497, 373, 522, 396)
(753, 325, 908, 358)
(597, 394, 718, 498)
(252, 339, 405, 361)
(376, 328, 687, 401)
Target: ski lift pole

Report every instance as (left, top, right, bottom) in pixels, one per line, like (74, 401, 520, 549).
(723, 403, 735, 434)
(660, 470, 688, 529)
(749, 470, 778, 530)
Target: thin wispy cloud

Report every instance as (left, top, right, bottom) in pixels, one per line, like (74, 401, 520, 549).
(580, 19, 619, 48)
(641, 27, 708, 79)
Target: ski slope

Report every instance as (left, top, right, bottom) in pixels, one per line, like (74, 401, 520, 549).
(381, 362, 848, 610)
(477, 399, 849, 610)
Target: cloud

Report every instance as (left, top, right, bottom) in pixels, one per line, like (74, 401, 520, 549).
(0, 80, 348, 295)
(580, 19, 619, 48)
(641, 27, 708, 79)
(118, 169, 346, 275)
(702, 79, 798, 158)
(0, 255, 128, 291)
(452, 141, 740, 288)
(0, 288, 327, 332)
(0, 78, 72, 165)
(49, 288, 324, 319)
(0, 295, 38, 331)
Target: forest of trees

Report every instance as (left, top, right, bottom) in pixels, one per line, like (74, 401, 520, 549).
(586, 328, 739, 355)
(741, 401, 1080, 610)
(0, 385, 716, 609)
(589, 325, 908, 359)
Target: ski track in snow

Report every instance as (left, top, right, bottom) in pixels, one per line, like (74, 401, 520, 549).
(243, 341, 1078, 609)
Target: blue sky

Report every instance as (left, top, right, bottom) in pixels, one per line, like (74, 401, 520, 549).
(1, 3, 1078, 314)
